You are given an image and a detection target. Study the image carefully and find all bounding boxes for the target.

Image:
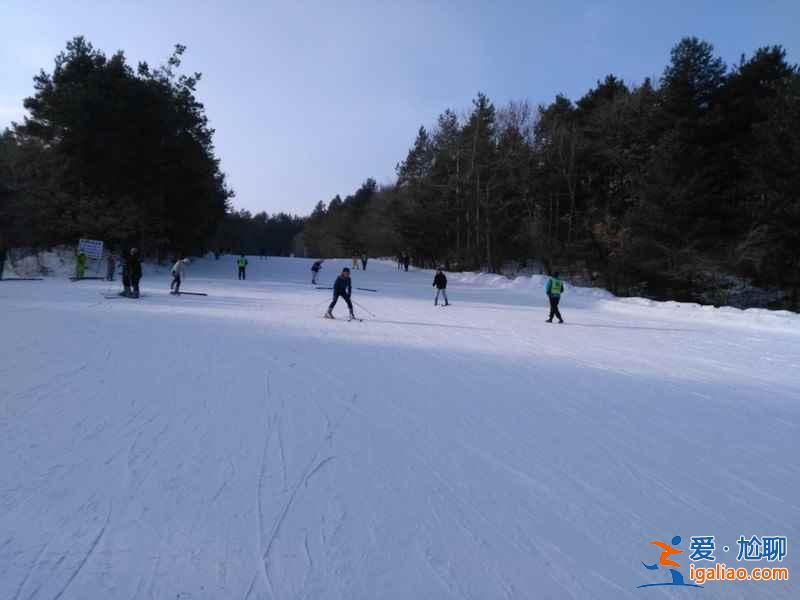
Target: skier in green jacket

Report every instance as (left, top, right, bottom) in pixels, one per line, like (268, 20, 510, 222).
(76, 252, 87, 279)
(545, 272, 565, 323)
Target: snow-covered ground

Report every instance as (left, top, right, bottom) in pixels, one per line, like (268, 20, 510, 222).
(1, 256, 797, 599)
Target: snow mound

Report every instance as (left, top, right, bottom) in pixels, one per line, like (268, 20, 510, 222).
(447, 268, 799, 334)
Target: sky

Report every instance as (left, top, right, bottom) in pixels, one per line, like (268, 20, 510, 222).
(1, 1, 798, 216)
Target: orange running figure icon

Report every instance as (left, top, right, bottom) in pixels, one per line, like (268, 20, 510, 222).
(649, 539, 683, 568)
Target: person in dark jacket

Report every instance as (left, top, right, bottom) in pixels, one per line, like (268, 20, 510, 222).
(125, 248, 143, 298)
(0, 245, 6, 280)
(311, 260, 323, 284)
(121, 253, 131, 295)
(433, 268, 449, 306)
(106, 253, 116, 281)
(361, 253, 368, 271)
(403, 254, 410, 272)
(545, 272, 564, 323)
(325, 267, 354, 319)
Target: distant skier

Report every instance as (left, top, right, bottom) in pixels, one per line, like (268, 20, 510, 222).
(106, 253, 116, 281)
(121, 253, 131, 295)
(546, 272, 564, 323)
(237, 254, 248, 280)
(351, 254, 360, 270)
(124, 248, 142, 298)
(0, 244, 6, 280)
(170, 257, 190, 294)
(403, 254, 410, 272)
(361, 253, 368, 270)
(325, 267, 355, 320)
(75, 251, 87, 279)
(433, 268, 449, 306)
(311, 260, 323, 284)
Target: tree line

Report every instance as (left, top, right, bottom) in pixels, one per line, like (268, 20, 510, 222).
(0, 37, 301, 260)
(304, 38, 800, 309)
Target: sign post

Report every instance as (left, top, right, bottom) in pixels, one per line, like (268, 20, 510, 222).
(78, 239, 104, 260)
(76, 239, 105, 279)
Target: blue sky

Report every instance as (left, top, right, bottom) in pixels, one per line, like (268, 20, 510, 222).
(1, 1, 798, 215)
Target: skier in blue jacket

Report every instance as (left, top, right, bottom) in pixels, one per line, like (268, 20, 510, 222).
(325, 268, 355, 319)
(546, 272, 565, 323)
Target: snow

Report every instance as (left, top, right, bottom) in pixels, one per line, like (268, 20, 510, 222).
(1, 256, 798, 599)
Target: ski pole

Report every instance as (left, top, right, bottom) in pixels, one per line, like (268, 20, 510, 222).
(353, 300, 376, 318)
(355, 287, 378, 292)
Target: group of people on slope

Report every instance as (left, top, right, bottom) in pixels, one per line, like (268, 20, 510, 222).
(108, 249, 566, 321)
(396, 253, 411, 272)
(119, 248, 143, 298)
(317, 261, 565, 322)
(350, 253, 369, 271)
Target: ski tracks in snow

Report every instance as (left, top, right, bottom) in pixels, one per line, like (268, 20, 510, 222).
(250, 369, 342, 599)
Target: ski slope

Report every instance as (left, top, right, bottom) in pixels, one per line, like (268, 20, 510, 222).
(1, 256, 798, 599)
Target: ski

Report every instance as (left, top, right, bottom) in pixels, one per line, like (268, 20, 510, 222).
(355, 287, 378, 292)
(70, 276, 105, 281)
(316, 286, 333, 290)
(322, 314, 363, 322)
(0, 277, 44, 281)
(171, 291, 208, 296)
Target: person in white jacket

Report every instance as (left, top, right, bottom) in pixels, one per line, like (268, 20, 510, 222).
(170, 257, 190, 294)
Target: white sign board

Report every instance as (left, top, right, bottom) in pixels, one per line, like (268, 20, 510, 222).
(78, 238, 104, 260)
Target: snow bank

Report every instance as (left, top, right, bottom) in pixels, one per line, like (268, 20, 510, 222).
(606, 296, 800, 335)
(5, 246, 81, 278)
(448, 269, 800, 334)
(450, 269, 612, 299)
(5, 246, 171, 279)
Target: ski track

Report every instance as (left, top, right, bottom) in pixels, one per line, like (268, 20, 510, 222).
(0, 256, 798, 599)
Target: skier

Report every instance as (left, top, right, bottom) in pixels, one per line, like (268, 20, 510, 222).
(351, 253, 360, 270)
(361, 253, 368, 271)
(325, 267, 355, 320)
(121, 252, 131, 296)
(76, 251, 87, 279)
(311, 259, 323, 284)
(403, 253, 410, 272)
(170, 257, 190, 294)
(0, 243, 6, 280)
(106, 253, 116, 281)
(124, 248, 142, 298)
(545, 271, 564, 323)
(433, 268, 449, 306)
(237, 254, 248, 280)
